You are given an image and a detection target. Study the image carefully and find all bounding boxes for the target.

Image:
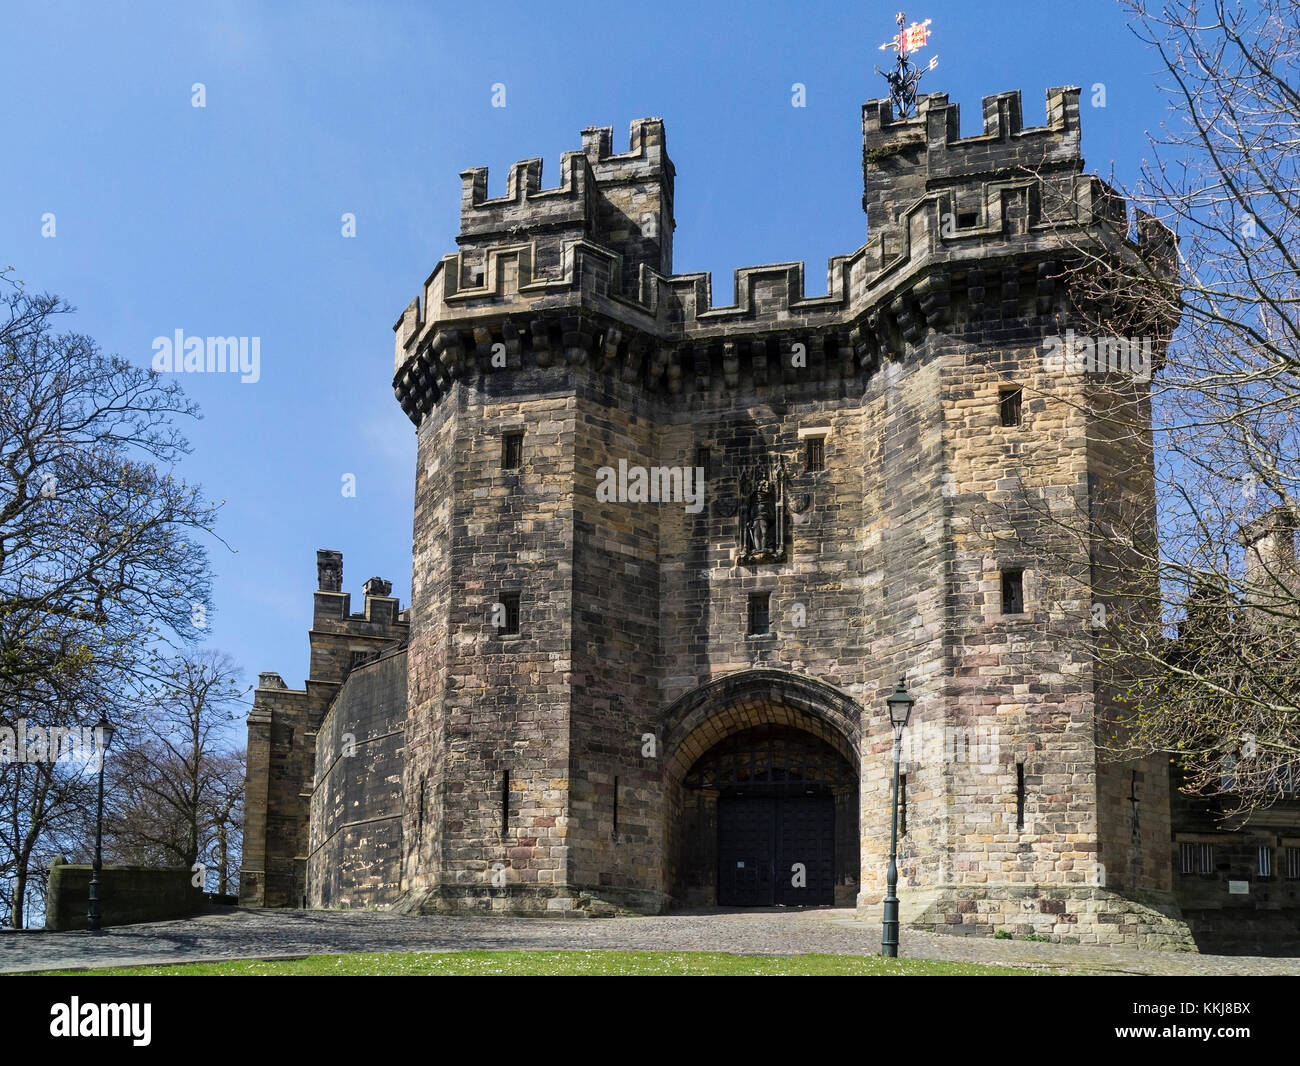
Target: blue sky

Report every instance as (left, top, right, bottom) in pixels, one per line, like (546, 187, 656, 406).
(0, 0, 1167, 707)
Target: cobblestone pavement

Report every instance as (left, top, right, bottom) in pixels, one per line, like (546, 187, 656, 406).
(4, 907, 1299, 975)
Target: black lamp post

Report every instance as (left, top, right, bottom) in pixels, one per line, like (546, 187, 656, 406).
(87, 715, 116, 933)
(881, 677, 915, 958)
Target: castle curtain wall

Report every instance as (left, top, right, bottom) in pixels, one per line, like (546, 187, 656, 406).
(309, 648, 407, 908)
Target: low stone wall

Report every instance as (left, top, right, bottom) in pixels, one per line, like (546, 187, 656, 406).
(45, 861, 203, 930)
(861, 883, 1197, 950)
(392, 882, 666, 917)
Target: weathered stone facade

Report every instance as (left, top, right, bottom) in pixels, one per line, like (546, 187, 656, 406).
(308, 643, 406, 909)
(240, 86, 1296, 949)
(241, 554, 408, 908)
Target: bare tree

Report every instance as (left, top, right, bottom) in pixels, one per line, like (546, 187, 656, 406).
(0, 272, 218, 693)
(107, 650, 247, 890)
(204, 750, 245, 897)
(0, 269, 221, 923)
(1004, 0, 1300, 815)
(0, 657, 124, 928)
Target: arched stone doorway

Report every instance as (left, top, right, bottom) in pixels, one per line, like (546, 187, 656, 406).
(661, 670, 862, 908)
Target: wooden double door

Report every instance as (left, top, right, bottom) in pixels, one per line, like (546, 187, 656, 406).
(716, 791, 835, 906)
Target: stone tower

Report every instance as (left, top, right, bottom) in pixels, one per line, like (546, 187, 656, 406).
(381, 86, 1193, 942)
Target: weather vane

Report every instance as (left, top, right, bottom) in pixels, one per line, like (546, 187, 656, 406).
(875, 11, 938, 117)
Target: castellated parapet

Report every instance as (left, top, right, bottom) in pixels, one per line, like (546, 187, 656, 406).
(393, 88, 1167, 425)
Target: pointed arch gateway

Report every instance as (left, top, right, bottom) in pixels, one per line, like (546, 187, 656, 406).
(661, 670, 863, 908)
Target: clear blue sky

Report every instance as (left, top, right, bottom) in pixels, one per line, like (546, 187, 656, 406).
(0, 0, 1167, 704)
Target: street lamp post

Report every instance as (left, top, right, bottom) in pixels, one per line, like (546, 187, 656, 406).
(87, 715, 116, 933)
(881, 677, 915, 958)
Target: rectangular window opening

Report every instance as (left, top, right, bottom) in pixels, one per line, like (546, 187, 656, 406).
(695, 446, 710, 478)
(747, 591, 771, 636)
(1179, 842, 1196, 875)
(497, 591, 520, 636)
(1259, 846, 1274, 879)
(1130, 770, 1141, 843)
(418, 777, 425, 840)
(1002, 569, 1025, 615)
(1015, 762, 1026, 830)
(502, 431, 524, 470)
(501, 769, 510, 838)
(1285, 846, 1300, 879)
(613, 775, 620, 839)
(999, 386, 1023, 427)
(957, 210, 979, 229)
(805, 436, 825, 473)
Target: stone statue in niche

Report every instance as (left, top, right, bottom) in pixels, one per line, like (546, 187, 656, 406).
(738, 457, 787, 564)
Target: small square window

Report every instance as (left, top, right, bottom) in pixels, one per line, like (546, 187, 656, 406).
(1179, 842, 1215, 874)
(1001, 569, 1024, 615)
(497, 592, 520, 636)
(957, 210, 979, 229)
(999, 386, 1023, 427)
(805, 437, 825, 473)
(348, 650, 371, 674)
(502, 432, 524, 470)
(747, 592, 771, 636)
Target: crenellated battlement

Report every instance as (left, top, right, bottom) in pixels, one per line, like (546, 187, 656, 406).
(456, 119, 674, 284)
(393, 88, 1174, 425)
(460, 119, 671, 216)
(458, 153, 593, 239)
(861, 88, 1082, 254)
(861, 86, 1080, 149)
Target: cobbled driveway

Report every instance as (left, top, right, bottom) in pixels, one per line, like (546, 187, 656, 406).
(4, 907, 1299, 975)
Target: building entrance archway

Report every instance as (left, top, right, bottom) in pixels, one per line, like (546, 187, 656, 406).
(661, 670, 862, 908)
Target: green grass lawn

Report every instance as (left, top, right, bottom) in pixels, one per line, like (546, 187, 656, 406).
(36, 949, 1044, 976)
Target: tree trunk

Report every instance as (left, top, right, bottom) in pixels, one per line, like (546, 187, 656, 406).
(12, 868, 25, 929)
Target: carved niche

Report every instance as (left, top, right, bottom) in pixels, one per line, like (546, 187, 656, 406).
(737, 457, 789, 564)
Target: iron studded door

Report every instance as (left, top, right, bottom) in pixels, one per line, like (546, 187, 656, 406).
(717, 796, 775, 906)
(776, 793, 835, 905)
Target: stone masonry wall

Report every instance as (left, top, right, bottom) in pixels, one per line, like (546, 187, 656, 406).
(241, 553, 408, 908)
(309, 647, 407, 908)
(567, 380, 662, 912)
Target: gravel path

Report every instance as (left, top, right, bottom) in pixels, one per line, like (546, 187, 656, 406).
(4, 907, 1299, 975)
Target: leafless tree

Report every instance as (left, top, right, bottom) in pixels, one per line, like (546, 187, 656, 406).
(0, 657, 124, 928)
(1005, 0, 1300, 815)
(0, 269, 222, 923)
(107, 650, 247, 891)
